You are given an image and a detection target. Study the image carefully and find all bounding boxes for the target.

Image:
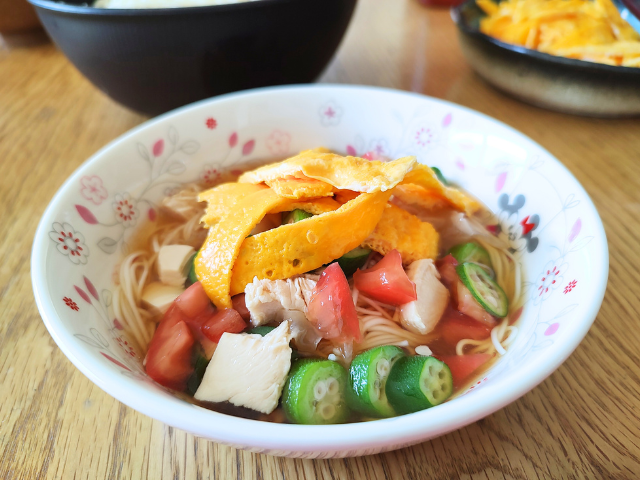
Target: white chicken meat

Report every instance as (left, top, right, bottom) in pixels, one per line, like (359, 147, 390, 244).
(194, 321, 292, 414)
(244, 275, 322, 350)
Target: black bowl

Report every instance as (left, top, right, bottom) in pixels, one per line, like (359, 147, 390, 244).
(452, 0, 640, 117)
(29, 0, 357, 116)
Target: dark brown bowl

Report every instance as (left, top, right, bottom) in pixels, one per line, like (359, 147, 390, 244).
(29, 0, 357, 116)
(452, 0, 640, 117)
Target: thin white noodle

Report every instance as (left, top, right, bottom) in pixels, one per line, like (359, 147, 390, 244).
(112, 185, 207, 355)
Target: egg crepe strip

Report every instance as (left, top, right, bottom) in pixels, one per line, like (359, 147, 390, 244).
(199, 183, 267, 228)
(239, 150, 417, 193)
(399, 164, 481, 214)
(267, 197, 342, 215)
(477, 0, 640, 67)
(196, 187, 294, 308)
(265, 176, 335, 199)
(230, 190, 392, 295)
(196, 150, 479, 307)
(362, 204, 439, 264)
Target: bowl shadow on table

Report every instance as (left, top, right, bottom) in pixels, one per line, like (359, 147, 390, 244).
(451, 0, 640, 118)
(28, 0, 357, 116)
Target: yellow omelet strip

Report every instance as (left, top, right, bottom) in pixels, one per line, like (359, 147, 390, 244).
(239, 150, 417, 193)
(398, 165, 481, 214)
(195, 188, 291, 308)
(362, 204, 439, 265)
(268, 197, 342, 215)
(265, 176, 335, 199)
(198, 183, 267, 228)
(229, 191, 392, 295)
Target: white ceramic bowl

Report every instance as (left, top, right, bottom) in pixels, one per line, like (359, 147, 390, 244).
(31, 85, 608, 458)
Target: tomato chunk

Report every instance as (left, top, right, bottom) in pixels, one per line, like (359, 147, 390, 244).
(455, 281, 497, 326)
(353, 249, 416, 306)
(175, 282, 212, 318)
(437, 354, 493, 389)
(231, 293, 251, 321)
(436, 254, 459, 288)
(307, 262, 362, 342)
(440, 308, 493, 348)
(437, 256, 496, 326)
(146, 319, 195, 390)
(202, 309, 247, 343)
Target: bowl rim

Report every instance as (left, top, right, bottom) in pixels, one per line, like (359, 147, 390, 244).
(31, 84, 609, 454)
(451, 0, 640, 77)
(27, 0, 307, 16)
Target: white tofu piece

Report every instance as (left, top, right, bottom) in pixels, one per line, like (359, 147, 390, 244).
(141, 281, 184, 317)
(194, 321, 292, 414)
(157, 244, 195, 287)
(244, 275, 317, 327)
(400, 259, 450, 335)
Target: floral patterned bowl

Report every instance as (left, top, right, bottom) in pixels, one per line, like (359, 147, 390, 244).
(31, 85, 608, 458)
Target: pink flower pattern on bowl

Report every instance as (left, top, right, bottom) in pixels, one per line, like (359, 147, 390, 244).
(564, 279, 578, 294)
(80, 175, 108, 205)
(200, 165, 221, 186)
(533, 261, 567, 305)
(266, 129, 291, 155)
(113, 193, 139, 228)
(48, 222, 90, 264)
(414, 125, 439, 148)
(346, 136, 391, 160)
(318, 100, 343, 126)
(63, 296, 79, 311)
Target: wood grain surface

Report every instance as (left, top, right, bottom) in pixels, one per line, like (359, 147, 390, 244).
(1, 0, 639, 478)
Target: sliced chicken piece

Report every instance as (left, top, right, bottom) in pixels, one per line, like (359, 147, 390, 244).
(285, 309, 323, 352)
(400, 259, 450, 335)
(243, 275, 317, 327)
(194, 321, 292, 414)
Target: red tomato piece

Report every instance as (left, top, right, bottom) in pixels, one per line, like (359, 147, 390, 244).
(353, 249, 417, 306)
(436, 254, 459, 288)
(437, 354, 493, 389)
(455, 281, 497, 327)
(175, 282, 212, 318)
(231, 293, 251, 321)
(307, 262, 362, 342)
(202, 309, 247, 343)
(439, 308, 493, 348)
(146, 319, 195, 390)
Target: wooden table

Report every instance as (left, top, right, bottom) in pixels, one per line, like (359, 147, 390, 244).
(1, 0, 639, 478)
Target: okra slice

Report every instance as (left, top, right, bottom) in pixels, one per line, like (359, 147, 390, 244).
(447, 242, 493, 270)
(386, 356, 453, 415)
(456, 262, 508, 317)
(337, 246, 371, 277)
(348, 345, 405, 418)
(282, 209, 313, 224)
(282, 359, 350, 425)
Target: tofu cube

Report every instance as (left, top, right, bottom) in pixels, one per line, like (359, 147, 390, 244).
(141, 281, 184, 317)
(157, 244, 195, 287)
(194, 321, 292, 414)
